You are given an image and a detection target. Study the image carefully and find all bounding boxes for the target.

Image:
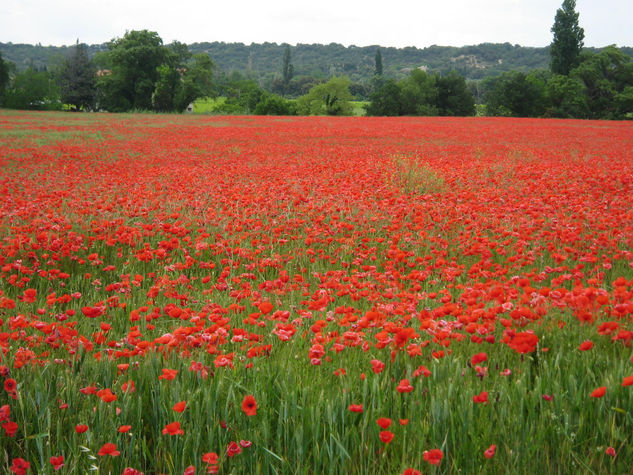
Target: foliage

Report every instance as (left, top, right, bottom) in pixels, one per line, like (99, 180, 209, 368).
(253, 93, 296, 115)
(484, 71, 549, 117)
(0, 52, 10, 104)
(57, 42, 96, 110)
(571, 46, 633, 119)
(96, 30, 170, 111)
(546, 74, 588, 118)
(550, 0, 584, 75)
(437, 71, 476, 116)
(296, 76, 354, 115)
(3, 67, 60, 110)
(374, 48, 383, 77)
(366, 69, 475, 116)
(281, 45, 294, 94)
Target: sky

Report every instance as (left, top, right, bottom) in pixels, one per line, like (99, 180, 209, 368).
(1, 0, 631, 49)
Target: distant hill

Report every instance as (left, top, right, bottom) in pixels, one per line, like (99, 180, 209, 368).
(1, 40, 631, 85)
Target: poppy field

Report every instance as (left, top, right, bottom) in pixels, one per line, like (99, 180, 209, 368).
(1, 110, 633, 474)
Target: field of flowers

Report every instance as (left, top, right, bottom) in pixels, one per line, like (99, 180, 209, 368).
(1, 110, 633, 474)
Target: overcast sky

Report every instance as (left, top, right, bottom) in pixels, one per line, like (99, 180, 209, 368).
(1, 0, 631, 48)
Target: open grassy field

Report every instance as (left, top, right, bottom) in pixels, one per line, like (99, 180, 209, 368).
(1, 110, 633, 474)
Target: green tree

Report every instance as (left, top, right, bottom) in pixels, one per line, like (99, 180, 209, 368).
(547, 74, 588, 118)
(572, 46, 633, 119)
(4, 67, 60, 110)
(97, 30, 170, 111)
(550, 0, 584, 75)
(375, 49, 383, 77)
(282, 45, 294, 94)
(400, 69, 438, 115)
(253, 93, 296, 115)
(174, 53, 215, 111)
(436, 71, 475, 116)
(365, 79, 403, 116)
(152, 64, 181, 112)
(58, 41, 96, 110)
(296, 76, 354, 116)
(0, 52, 10, 105)
(484, 71, 548, 117)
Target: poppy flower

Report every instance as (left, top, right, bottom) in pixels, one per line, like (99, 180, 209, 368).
(118, 425, 132, 433)
(379, 430, 394, 444)
(396, 379, 414, 393)
(9, 458, 30, 475)
(370, 359, 385, 374)
(605, 446, 616, 457)
(172, 401, 187, 413)
(75, 424, 89, 433)
(202, 452, 219, 464)
(258, 301, 274, 314)
(484, 444, 497, 458)
(0, 404, 10, 421)
(122, 469, 144, 475)
(578, 340, 594, 351)
(471, 352, 487, 365)
(98, 443, 120, 457)
(226, 441, 242, 457)
(590, 387, 606, 398)
(50, 455, 64, 470)
(423, 448, 443, 465)
(399, 419, 409, 426)
(348, 404, 363, 413)
(241, 395, 257, 416)
(162, 421, 184, 435)
(376, 417, 392, 429)
(240, 439, 252, 448)
(159, 368, 178, 381)
(473, 391, 489, 403)
(4, 378, 17, 393)
(2, 420, 18, 437)
(621, 375, 633, 387)
(96, 388, 117, 403)
(401, 470, 421, 475)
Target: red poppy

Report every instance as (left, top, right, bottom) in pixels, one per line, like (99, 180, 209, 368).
(423, 448, 443, 465)
(590, 387, 606, 398)
(379, 430, 394, 444)
(118, 425, 132, 433)
(159, 368, 178, 381)
(605, 446, 616, 457)
(401, 470, 421, 475)
(96, 388, 117, 403)
(202, 452, 219, 464)
(396, 379, 414, 393)
(4, 378, 17, 393)
(98, 443, 120, 457)
(0, 404, 10, 421)
(578, 340, 594, 351)
(75, 424, 89, 433)
(241, 395, 257, 416)
(50, 455, 64, 470)
(621, 375, 633, 387)
(348, 404, 363, 413)
(172, 401, 187, 413)
(370, 359, 385, 374)
(473, 391, 489, 403)
(376, 417, 392, 429)
(484, 444, 497, 458)
(9, 458, 30, 475)
(240, 439, 252, 448)
(162, 421, 184, 435)
(226, 441, 242, 457)
(470, 352, 487, 365)
(2, 420, 18, 437)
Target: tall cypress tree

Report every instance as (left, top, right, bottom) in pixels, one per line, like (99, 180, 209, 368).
(58, 41, 96, 110)
(550, 0, 584, 75)
(375, 49, 383, 77)
(281, 45, 294, 94)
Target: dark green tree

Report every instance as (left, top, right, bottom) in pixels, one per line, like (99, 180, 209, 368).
(58, 41, 96, 110)
(365, 80, 403, 116)
(547, 74, 588, 118)
(253, 93, 296, 115)
(152, 64, 181, 112)
(375, 49, 383, 77)
(0, 52, 10, 105)
(436, 71, 475, 116)
(4, 67, 60, 110)
(572, 46, 633, 119)
(97, 30, 170, 111)
(484, 71, 548, 117)
(174, 53, 215, 111)
(550, 0, 584, 75)
(281, 45, 294, 94)
(400, 69, 438, 115)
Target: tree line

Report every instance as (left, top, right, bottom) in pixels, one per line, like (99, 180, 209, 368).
(0, 0, 631, 118)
